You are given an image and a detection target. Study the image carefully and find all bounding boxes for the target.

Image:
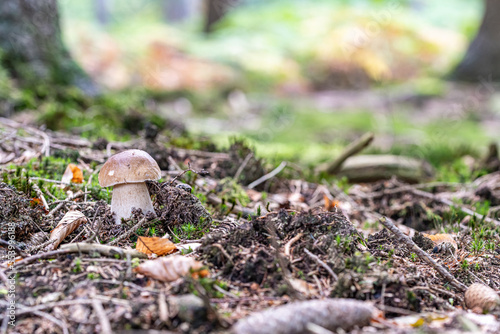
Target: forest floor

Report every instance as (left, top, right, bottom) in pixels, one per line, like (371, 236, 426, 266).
(2, 111, 500, 334)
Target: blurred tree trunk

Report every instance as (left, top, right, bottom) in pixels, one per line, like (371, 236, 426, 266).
(163, 0, 190, 23)
(204, 0, 237, 33)
(94, 0, 110, 26)
(451, 0, 500, 81)
(0, 0, 97, 94)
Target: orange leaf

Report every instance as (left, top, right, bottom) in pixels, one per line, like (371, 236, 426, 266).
(423, 233, 457, 249)
(323, 194, 339, 211)
(136, 237, 177, 256)
(61, 164, 84, 184)
(30, 198, 42, 207)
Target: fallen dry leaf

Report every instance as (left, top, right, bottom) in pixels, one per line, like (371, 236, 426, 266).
(61, 164, 84, 184)
(422, 233, 457, 250)
(136, 236, 177, 256)
(465, 283, 500, 313)
(48, 210, 87, 250)
(134, 255, 207, 282)
(289, 278, 316, 297)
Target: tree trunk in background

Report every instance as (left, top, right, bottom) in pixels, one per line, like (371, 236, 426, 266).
(164, 0, 190, 23)
(0, 0, 97, 93)
(204, 0, 236, 33)
(451, 0, 500, 82)
(94, 0, 110, 26)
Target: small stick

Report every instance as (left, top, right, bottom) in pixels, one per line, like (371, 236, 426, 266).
(28, 179, 49, 212)
(167, 156, 183, 171)
(32, 310, 69, 334)
(92, 299, 112, 334)
(60, 243, 147, 259)
(267, 223, 303, 300)
(0, 269, 8, 286)
(304, 248, 337, 281)
(107, 217, 148, 246)
(234, 153, 253, 180)
(27, 239, 56, 253)
(284, 233, 303, 257)
(378, 217, 467, 292)
(207, 194, 255, 218)
(247, 161, 287, 189)
(211, 243, 234, 265)
(324, 132, 374, 174)
(47, 191, 87, 217)
(14, 249, 70, 268)
(0, 239, 28, 257)
(410, 188, 500, 227)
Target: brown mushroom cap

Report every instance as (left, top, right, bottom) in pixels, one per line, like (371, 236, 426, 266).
(98, 149, 161, 187)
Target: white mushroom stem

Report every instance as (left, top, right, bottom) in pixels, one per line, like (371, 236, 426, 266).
(111, 183, 156, 225)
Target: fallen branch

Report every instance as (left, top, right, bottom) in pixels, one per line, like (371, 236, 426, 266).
(321, 132, 374, 174)
(14, 249, 71, 268)
(335, 155, 435, 183)
(378, 217, 467, 292)
(60, 243, 147, 259)
(232, 298, 374, 334)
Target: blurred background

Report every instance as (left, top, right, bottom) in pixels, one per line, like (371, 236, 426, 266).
(1, 0, 499, 181)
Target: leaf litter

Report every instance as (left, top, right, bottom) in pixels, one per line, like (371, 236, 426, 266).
(2, 120, 500, 333)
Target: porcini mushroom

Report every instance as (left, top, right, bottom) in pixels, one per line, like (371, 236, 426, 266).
(98, 149, 161, 224)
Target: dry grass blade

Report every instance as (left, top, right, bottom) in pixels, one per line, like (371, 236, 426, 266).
(47, 210, 87, 250)
(232, 298, 374, 334)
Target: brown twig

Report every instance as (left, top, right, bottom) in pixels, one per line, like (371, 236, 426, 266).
(304, 248, 338, 282)
(284, 233, 303, 257)
(378, 216, 467, 292)
(0, 239, 28, 257)
(47, 191, 87, 217)
(211, 243, 234, 265)
(266, 222, 303, 300)
(207, 194, 254, 218)
(107, 217, 148, 246)
(14, 249, 71, 268)
(92, 299, 112, 334)
(323, 132, 374, 174)
(410, 188, 500, 226)
(234, 153, 253, 180)
(28, 179, 49, 212)
(60, 243, 147, 259)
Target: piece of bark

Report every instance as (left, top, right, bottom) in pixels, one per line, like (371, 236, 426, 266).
(336, 155, 434, 183)
(232, 298, 374, 334)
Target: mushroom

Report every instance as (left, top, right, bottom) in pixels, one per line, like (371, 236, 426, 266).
(98, 149, 161, 224)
